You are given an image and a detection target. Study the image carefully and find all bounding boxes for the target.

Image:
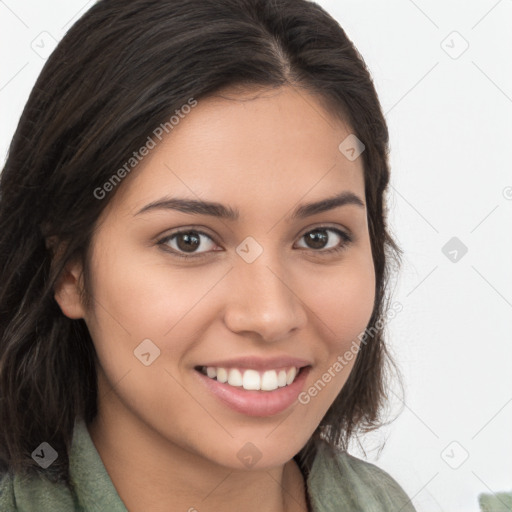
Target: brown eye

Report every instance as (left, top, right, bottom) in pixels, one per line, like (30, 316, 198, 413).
(157, 226, 352, 261)
(158, 230, 218, 258)
(296, 227, 352, 254)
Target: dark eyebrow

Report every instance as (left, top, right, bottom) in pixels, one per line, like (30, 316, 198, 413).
(134, 191, 365, 220)
(289, 191, 365, 220)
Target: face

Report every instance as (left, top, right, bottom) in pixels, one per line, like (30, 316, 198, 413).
(56, 85, 375, 471)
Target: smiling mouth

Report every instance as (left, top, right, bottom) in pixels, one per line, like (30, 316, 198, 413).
(194, 365, 306, 392)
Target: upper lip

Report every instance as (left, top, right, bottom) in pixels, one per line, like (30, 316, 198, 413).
(196, 356, 312, 371)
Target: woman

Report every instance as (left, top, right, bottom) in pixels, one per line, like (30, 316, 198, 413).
(0, 0, 414, 510)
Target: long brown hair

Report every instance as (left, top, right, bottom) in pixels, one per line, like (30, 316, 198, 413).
(0, 0, 401, 484)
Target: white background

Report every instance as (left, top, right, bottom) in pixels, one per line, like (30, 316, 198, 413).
(1, 1, 511, 511)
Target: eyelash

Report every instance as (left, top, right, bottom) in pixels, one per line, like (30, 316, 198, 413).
(156, 226, 353, 261)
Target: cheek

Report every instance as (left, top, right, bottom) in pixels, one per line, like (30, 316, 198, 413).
(87, 232, 376, 359)
(310, 255, 376, 350)
(83, 245, 223, 427)
(301, 253, 375, 396)
(85, 240, 225, 362)
(335, 268, 375, 342)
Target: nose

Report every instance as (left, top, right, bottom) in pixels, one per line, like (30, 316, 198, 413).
(222, 254, 307, 343)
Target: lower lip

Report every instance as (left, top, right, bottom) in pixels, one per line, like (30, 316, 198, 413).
(195, 367, 311, 417)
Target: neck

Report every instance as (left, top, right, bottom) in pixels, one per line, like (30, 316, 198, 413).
(87, 391, 309, 512)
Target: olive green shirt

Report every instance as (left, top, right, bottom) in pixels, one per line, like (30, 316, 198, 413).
(0, 419, 416, 511)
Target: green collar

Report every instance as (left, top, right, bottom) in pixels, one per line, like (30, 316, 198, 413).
(3, 418, 416, 511)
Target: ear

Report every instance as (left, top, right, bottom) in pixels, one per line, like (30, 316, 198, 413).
(53, 256, 88, 320)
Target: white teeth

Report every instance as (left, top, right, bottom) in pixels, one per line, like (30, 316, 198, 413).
(260, 370, 278, 391)
(227, 368, 243, 387)
(216, 367, 228, 383)
(242, 369, 261, 390)
(286, 367, 297, 385)
(201, 366, 300, 391)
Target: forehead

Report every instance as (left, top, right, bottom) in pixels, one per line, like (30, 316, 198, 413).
(104, 85, 365, 220)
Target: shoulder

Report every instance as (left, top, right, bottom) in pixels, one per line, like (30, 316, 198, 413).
(307, 440, 417, 512)
(0, 468, 77, 512)
(0, 471, 16, 511)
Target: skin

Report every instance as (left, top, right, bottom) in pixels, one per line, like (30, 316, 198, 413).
(54, 84, 376, 512)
